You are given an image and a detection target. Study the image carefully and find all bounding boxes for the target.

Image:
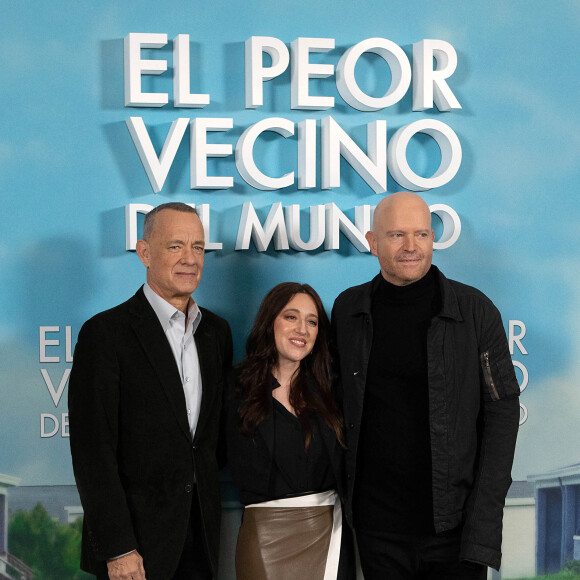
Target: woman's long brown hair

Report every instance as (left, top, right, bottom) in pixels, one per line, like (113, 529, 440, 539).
(237, 282, 344, 449)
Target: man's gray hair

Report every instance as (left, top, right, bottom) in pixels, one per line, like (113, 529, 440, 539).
(142, 203, 198, 241)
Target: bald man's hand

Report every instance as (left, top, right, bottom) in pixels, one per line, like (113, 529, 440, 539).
(107, 550, 146, 580)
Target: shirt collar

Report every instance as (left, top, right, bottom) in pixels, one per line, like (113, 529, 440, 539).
(143, 283, 202, 334)
(269, 374, 281, 392)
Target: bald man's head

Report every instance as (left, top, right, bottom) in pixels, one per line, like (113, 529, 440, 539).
(365, 192, 434, 286)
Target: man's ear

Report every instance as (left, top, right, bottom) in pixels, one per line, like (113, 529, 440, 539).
(365, 230, 378, 257)
(136, 239, 150, 267)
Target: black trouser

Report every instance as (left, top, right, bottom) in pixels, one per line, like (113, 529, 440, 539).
(356, 527, 487, 580)
(172, 488, 213, 580)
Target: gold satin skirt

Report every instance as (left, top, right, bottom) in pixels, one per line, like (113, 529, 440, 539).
(236, 491, 341, 580)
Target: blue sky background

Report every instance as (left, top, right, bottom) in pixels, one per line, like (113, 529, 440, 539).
(1, 0, 579, 484)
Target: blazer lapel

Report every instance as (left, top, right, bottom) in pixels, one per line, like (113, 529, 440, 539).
(192, 316, 219, 442)
(129, 288, 192, 442)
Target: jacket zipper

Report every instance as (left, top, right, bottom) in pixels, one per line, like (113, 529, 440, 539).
(481, 351, 500, 401)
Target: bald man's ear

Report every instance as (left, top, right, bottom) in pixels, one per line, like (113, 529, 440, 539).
(431, 230, 435, 242)
(136, 239, 150, 268)
(365, 231, 378, 257)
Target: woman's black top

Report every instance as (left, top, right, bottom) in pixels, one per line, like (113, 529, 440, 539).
(224, 371, 339, 506)
(269, 384, 335, 503)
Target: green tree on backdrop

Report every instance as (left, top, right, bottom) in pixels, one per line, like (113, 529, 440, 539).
(516, 560, 580, 579)
(8, 503, 91, 580)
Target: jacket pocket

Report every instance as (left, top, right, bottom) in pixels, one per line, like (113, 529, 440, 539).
(480, 345, 520, 400)
(480, 350, 500, 401)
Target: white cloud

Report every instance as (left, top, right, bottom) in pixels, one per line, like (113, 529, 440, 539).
(17, 455, 74, 486)
(511, 267, 580, 479)
(426, 24, 469, 46)
(470, 76, 580, 190)
(513, 364, 580, 479)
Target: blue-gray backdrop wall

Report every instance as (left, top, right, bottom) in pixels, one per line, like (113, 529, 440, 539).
(1, 0, 579, 576)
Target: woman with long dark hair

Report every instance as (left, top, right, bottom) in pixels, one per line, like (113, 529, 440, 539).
(223, 282, 354, 580)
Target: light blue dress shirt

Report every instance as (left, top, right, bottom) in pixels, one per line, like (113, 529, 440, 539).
(143, 283, 203, 439)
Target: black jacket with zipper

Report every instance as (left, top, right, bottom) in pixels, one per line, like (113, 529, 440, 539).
(331, 266, 520, 571)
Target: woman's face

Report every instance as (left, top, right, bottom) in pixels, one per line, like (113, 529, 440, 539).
(273, 293, 319, 369)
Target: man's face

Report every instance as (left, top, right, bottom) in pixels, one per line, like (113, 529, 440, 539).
(366, 198, 434, 286)
(136, 210, 205, 309)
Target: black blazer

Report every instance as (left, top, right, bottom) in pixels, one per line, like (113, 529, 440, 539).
(69, 287, 232, 580)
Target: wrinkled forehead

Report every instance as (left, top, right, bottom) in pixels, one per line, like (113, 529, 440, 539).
(152, 210, 204, 238)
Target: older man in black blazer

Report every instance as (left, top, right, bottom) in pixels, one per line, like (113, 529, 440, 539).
(69, 203, 232, 580)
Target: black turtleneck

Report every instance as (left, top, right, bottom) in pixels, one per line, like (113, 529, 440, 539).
(353, 266, 441, 535)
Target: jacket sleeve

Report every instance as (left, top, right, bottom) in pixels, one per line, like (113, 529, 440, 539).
(68, 316, 138, 561)
(330, 300, 344, 409)
(221, 316, 234, 372)
(217, 366, 235, 470)
(217, 317, 234, 467)
(460, 302, 520, 570)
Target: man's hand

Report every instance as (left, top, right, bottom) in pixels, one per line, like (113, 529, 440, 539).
(107, 550, 146, 580)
